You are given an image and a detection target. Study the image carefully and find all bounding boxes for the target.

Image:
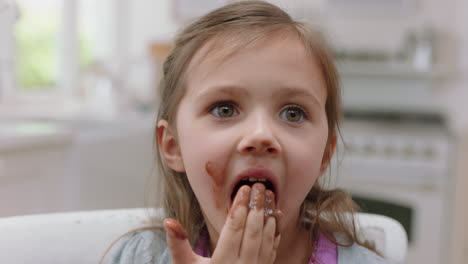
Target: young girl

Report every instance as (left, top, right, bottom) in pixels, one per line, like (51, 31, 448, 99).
(103, 1, 391, 263)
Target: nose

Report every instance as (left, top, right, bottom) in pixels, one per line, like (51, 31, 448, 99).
(237, 113, 281, 155)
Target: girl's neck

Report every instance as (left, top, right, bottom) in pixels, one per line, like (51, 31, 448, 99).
(274, 221, 314, 264)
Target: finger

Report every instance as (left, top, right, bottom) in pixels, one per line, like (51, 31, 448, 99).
(264, 190, 283, 236)
(164, 218, 197, 264)
(269, 234, 281, 264)
(259, 190, 276, 264)
(264, 190, 275, 223)
(239, 183, 266, 263)
(273, 209, 284, 236)
(212, 185, 250, 262)
(259, 216, 276, 264)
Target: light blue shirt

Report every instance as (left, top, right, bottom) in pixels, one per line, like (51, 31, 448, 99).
(105, 229, 393, 264)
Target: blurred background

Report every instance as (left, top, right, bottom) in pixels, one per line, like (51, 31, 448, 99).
(0, 0, 467, 263)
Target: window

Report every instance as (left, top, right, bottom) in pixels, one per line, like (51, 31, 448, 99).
(15, 0, 61, 91)
(11, 0, 112, 101)
(78, 0, 98, 69)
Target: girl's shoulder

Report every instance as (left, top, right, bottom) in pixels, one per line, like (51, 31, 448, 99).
(337, 243, 394, 264)
(103, 228, 170, 264)
(103, 228, 395, 264)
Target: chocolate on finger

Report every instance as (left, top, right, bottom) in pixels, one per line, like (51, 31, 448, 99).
(249, 183, 266, 211)
(264, 190, 282, 236)
(264, 190, 275, 222)
(229, 185, 251, 219)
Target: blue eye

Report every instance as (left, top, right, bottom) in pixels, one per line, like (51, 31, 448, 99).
(210, 102, 238, 118)
(280, 105, 308, 123)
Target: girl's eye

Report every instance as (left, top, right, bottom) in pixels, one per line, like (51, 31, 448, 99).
(210, 102, 238, 118)
(280, 105, 308, 123)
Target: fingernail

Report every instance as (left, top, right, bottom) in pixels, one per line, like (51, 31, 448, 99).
(164, 218, 188, 240)
(249, 183, 265, 211)
(238, 185, 251, 205)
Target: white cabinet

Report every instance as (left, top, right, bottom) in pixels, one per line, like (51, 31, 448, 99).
(65, 119, 155, 212)
(0, 118, 155, 217)
(0, 143, 72, 217)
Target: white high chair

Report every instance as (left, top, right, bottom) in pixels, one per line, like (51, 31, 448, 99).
(0, 208, 407, 264)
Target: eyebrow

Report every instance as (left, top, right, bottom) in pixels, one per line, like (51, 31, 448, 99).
(195, 85, 323, 108)
(272, 86, 323, 108)
(194, 85, 249, 100)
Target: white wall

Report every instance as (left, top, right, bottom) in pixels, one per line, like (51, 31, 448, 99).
(125, 0, 324, 58)
(125, 0, 460, 68)
(128, 0, 179, 59)
(446, 0, 468, 262)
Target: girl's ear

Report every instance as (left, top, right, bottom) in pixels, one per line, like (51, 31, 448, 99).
(320, 134, 337, 174)
(157, 120, 185, 172)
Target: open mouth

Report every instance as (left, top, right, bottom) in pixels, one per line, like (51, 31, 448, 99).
(230, 177, 276, 201)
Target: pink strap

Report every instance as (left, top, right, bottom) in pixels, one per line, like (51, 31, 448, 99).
(313, 232, 338, 264)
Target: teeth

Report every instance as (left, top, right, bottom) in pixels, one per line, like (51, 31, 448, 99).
(247, 177, 267, 182)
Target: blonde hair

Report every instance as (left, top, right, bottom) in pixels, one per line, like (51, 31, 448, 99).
(101, 2, 376, 261)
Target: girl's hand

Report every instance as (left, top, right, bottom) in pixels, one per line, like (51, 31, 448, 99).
(164, 183, 282, 264)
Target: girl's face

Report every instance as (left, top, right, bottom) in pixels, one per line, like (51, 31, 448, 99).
(161, 35, 332, 240)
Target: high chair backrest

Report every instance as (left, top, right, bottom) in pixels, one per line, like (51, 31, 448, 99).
(354, 213, 408, 263)
(0, 208, 407, 264)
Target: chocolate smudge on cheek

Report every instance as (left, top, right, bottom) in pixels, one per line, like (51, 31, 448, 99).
(205, 161, 226, 209)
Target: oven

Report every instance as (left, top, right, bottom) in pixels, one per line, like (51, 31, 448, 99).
(332, 114, 454, 264)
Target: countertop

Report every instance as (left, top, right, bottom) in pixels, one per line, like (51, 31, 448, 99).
(0, 112, 155, 152)
(0, 120, 73, 151)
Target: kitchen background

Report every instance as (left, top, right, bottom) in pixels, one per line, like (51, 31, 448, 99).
(0, 0, 467, 263)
